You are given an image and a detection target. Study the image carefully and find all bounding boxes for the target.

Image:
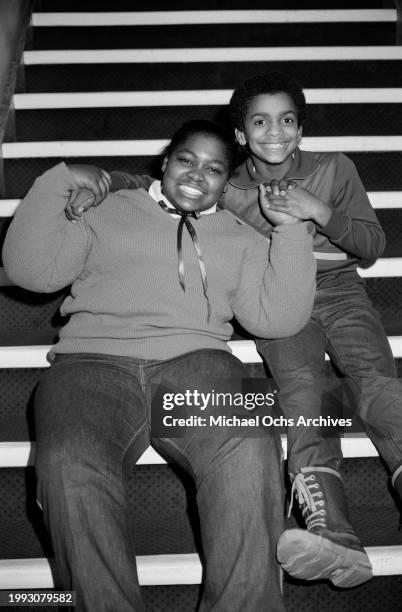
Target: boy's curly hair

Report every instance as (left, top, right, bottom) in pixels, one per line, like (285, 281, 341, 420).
(229, 71, 307, 131)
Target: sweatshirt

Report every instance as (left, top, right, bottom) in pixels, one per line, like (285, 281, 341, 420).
(3, 163, 316, 360)
(227, 149, 386, 289)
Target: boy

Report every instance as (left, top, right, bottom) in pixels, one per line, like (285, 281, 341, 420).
(66, 73, 402, 589)
(226, 71, 402, 588)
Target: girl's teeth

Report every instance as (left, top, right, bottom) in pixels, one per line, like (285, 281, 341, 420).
(180, 185, 203, 196)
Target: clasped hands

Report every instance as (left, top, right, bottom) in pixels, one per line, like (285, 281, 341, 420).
(259, 179, 331, 227)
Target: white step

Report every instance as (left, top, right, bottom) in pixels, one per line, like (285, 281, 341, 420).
(0, 434, 380, 469)
(23, 47, 402, 65)
(1, 192, 400, 218)
(368, 192, 402, 209)
(0, 441, 165, 468)
(0, 441, 167, 468)
(13, 88, 402, 109)
(1, 338, 402, 369)
(0, 554, 202, 588)
(0, 346, 51, 369)
(31, 10, 397, 27)
(3, 135, 402, 158)
(358, 257, 402, 278)
(1, 545, 402, 589)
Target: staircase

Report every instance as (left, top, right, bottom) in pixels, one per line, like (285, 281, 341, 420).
(1, 0, 402, 609)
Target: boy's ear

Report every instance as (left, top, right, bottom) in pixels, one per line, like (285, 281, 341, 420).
(297, 125, 303, 143)
(161, 156, 168, 172)
(235, 128, 247, 147)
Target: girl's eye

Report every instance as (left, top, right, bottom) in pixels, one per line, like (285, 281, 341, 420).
(283, 116, 295, 124)
(179, 157, 192, 165)
(254, 119, 265, 126)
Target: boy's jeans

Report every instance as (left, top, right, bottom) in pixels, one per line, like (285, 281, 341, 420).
(34, 349, 286, 612)
(257, 283, 402, 476)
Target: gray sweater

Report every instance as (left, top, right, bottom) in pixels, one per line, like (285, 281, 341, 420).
(3, 163, 316, 359)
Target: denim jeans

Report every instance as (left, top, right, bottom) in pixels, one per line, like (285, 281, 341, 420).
(34, 349, 286, 612)
(256, 283, 402, 477)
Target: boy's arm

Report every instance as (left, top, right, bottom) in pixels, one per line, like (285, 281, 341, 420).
(65, 170, 153, 221)
(317, 154, 385, 268)
(110, 171, 153, 192)
(3, 163, 92, 292)
(231, 222, 316, 339)
(264, 155, 385, 268)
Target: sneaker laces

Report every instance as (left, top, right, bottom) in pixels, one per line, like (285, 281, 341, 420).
(288, 472, 327, 530)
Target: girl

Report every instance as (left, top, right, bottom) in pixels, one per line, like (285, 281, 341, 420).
(3, 120, 315, 612)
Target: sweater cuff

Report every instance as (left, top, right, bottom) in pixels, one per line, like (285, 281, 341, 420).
(272, 220, 314, 241)
(319, 209, 349, 241)
(37, 162, 80, 194)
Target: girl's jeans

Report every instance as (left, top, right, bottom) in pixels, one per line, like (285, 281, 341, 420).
(34, 348, 286, 612)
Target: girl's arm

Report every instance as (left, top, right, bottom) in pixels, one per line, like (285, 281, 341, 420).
(232, 222, 316, 338)
(3, 163, 92, 292)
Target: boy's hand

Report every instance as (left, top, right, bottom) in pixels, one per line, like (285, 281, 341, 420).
(65, 189, 97, 222)
(265, 181, 332, 227)
(265, 179, 297, 198)
(259, 184, 300, 225)
(65, 165, 111, 222)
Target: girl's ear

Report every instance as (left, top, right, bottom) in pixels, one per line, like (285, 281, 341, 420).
(234, 128, 247, 147)
(161, 156, 168, 172)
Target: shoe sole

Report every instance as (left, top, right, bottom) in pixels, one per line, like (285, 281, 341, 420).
(277, 529, 373, 588)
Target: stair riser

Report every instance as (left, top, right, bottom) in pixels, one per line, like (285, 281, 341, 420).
(0, 458, 400, 560)
(12, 104, 402, 141)
(21, 61, 402, 93)
(29, 23, 396, 50)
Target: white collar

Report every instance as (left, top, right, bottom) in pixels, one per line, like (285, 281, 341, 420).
(148, 180, 217, 217)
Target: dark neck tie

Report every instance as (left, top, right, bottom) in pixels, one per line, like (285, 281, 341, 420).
(158, 200, 211, 322)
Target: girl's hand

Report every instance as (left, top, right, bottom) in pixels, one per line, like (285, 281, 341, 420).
(259, 184, 300, 226)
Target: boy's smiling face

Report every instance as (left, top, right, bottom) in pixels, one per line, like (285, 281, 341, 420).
(235, 92, 302, 178)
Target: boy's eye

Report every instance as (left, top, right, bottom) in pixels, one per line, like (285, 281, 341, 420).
(283, 116, 295, 124)
(179, 157, 193, 165)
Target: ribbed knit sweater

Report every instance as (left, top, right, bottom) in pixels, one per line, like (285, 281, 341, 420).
(3, 163, 316, 359)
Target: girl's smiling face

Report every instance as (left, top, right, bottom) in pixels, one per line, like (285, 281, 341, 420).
(161, 133, 229, 213)
(235, 92, 302, 177)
